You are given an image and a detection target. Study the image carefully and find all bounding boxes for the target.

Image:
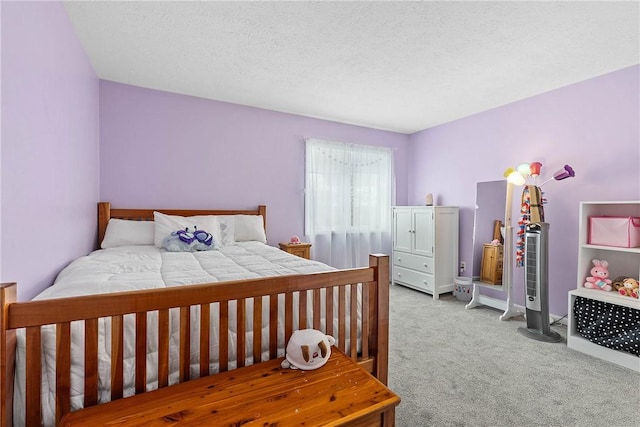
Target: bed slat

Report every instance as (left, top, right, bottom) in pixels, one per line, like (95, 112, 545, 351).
(135, 313, 147, 394)
(350, 284, 358, 359)
(284, 293, 293, 344)
(219, 302, 229, 372)
(25, 326, 41, 426)
(111, 315, 124, 400)
(236, 299, 246, 368)
(56, 322, 71, 425)
(158, 309, 169, 388)
(361, 284, 370, 359)
(199, 304, 210, 377)
(180, 306, 191, 381)
(299, 290, 308, 330)
(84, 318, 99, 407)
(252, 296, 262, 363)
(269, 295, 278, 359)
(338, 285, 346, 352)
(313, 288, 321, 330)
(326, 287, 334, 338)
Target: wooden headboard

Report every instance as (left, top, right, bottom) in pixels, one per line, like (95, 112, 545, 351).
(97, 202, 267, 248)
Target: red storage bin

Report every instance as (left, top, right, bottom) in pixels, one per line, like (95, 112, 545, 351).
(588, 216, 640, 248)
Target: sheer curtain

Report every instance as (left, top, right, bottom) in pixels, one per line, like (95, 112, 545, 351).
(305, 138, 394, 269)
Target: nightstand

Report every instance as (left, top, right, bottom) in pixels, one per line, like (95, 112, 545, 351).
(278, 242, 312, 260)
(480, 243, 503, 285)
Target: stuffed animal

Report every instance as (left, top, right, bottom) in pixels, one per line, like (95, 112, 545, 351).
(618, 278, 639, 299)
(162, 227, 218, 252)
(290, 235, 301, 244)
(281, 329, 336, 370)
(612, 276, 626, 293)
(583, 259, 612, 291)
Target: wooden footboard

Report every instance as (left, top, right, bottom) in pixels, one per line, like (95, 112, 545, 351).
(0, 255, 389, 426)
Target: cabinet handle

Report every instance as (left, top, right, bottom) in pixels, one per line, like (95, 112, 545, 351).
(397, 257, 402, 262)
(397, 273, 401, 277)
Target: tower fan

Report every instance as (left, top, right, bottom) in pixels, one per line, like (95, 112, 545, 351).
(517, 222, 562, 342)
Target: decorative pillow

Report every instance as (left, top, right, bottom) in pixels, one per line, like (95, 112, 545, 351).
(161, 227, 219, 252)
(153, 212, 222, 248)
(234, 215, 267, 243)
(101, 219, 155, 248)
(214, 215, 236, 246)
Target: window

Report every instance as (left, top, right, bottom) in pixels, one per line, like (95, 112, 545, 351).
(305, 138, 394, 268)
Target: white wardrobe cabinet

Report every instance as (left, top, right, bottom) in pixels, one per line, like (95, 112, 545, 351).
(392, 206, 459, 299)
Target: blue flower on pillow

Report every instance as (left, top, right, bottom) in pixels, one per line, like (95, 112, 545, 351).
(176, 228, 195, 244)
(162, 226, 219, 252)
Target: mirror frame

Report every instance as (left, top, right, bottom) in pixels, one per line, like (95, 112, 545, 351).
(466, 180, 519, 320)
(470, 180, 507, 281)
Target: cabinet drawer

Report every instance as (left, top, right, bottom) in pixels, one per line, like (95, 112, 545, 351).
(288, 247, 309, 258)
(279, 243, 311, 260)
(393, 266, 434, 292)
(393, 251, 434, 274)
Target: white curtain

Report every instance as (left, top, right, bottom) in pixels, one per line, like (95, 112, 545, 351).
(305, 138, 394, 269)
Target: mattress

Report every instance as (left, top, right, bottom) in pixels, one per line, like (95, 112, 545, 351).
(14, 242, 356, 426)
(573, 296, 640, 356)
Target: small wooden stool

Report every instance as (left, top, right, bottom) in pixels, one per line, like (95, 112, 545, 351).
(60, 348, 400, 426)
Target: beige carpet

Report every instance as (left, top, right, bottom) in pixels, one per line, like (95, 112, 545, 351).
(387, 284, 640, 427)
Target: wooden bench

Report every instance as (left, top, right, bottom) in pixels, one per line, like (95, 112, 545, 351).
(59, 348, 400, 426)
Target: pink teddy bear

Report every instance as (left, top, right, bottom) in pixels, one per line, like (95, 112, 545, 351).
(584, 259, 612, 291)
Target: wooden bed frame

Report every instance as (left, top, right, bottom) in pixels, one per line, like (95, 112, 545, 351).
(0, 203, 390, 426)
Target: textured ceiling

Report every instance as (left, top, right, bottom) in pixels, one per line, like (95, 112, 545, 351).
(63, 1, 639, 134)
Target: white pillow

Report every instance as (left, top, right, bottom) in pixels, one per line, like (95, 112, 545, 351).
(101, 219, 155, 248)
(214, 215, 236, 246)
(234, 215, 267, 243)
(153, 212, 222, 248)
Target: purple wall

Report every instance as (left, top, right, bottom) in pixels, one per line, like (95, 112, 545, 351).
(99, 81, 409, 246)
(1, 2, 100, 301)
(408, 65, 640, 316)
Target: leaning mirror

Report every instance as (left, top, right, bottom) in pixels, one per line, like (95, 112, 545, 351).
(471, 180, 507, 284)
(467, 179, 519, 320)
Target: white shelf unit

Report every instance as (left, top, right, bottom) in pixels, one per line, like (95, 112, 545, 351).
(567, 201, 640, 372)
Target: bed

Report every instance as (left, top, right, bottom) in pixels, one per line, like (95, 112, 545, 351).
(0, 203, 390, 426)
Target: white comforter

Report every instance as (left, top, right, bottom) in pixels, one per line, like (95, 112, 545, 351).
(14, 242, 342, 426)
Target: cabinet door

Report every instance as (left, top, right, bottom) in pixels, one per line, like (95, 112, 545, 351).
(393, 209, 412, 252)
(413, 209, 434, 257)
(480, 245, 495, 283)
